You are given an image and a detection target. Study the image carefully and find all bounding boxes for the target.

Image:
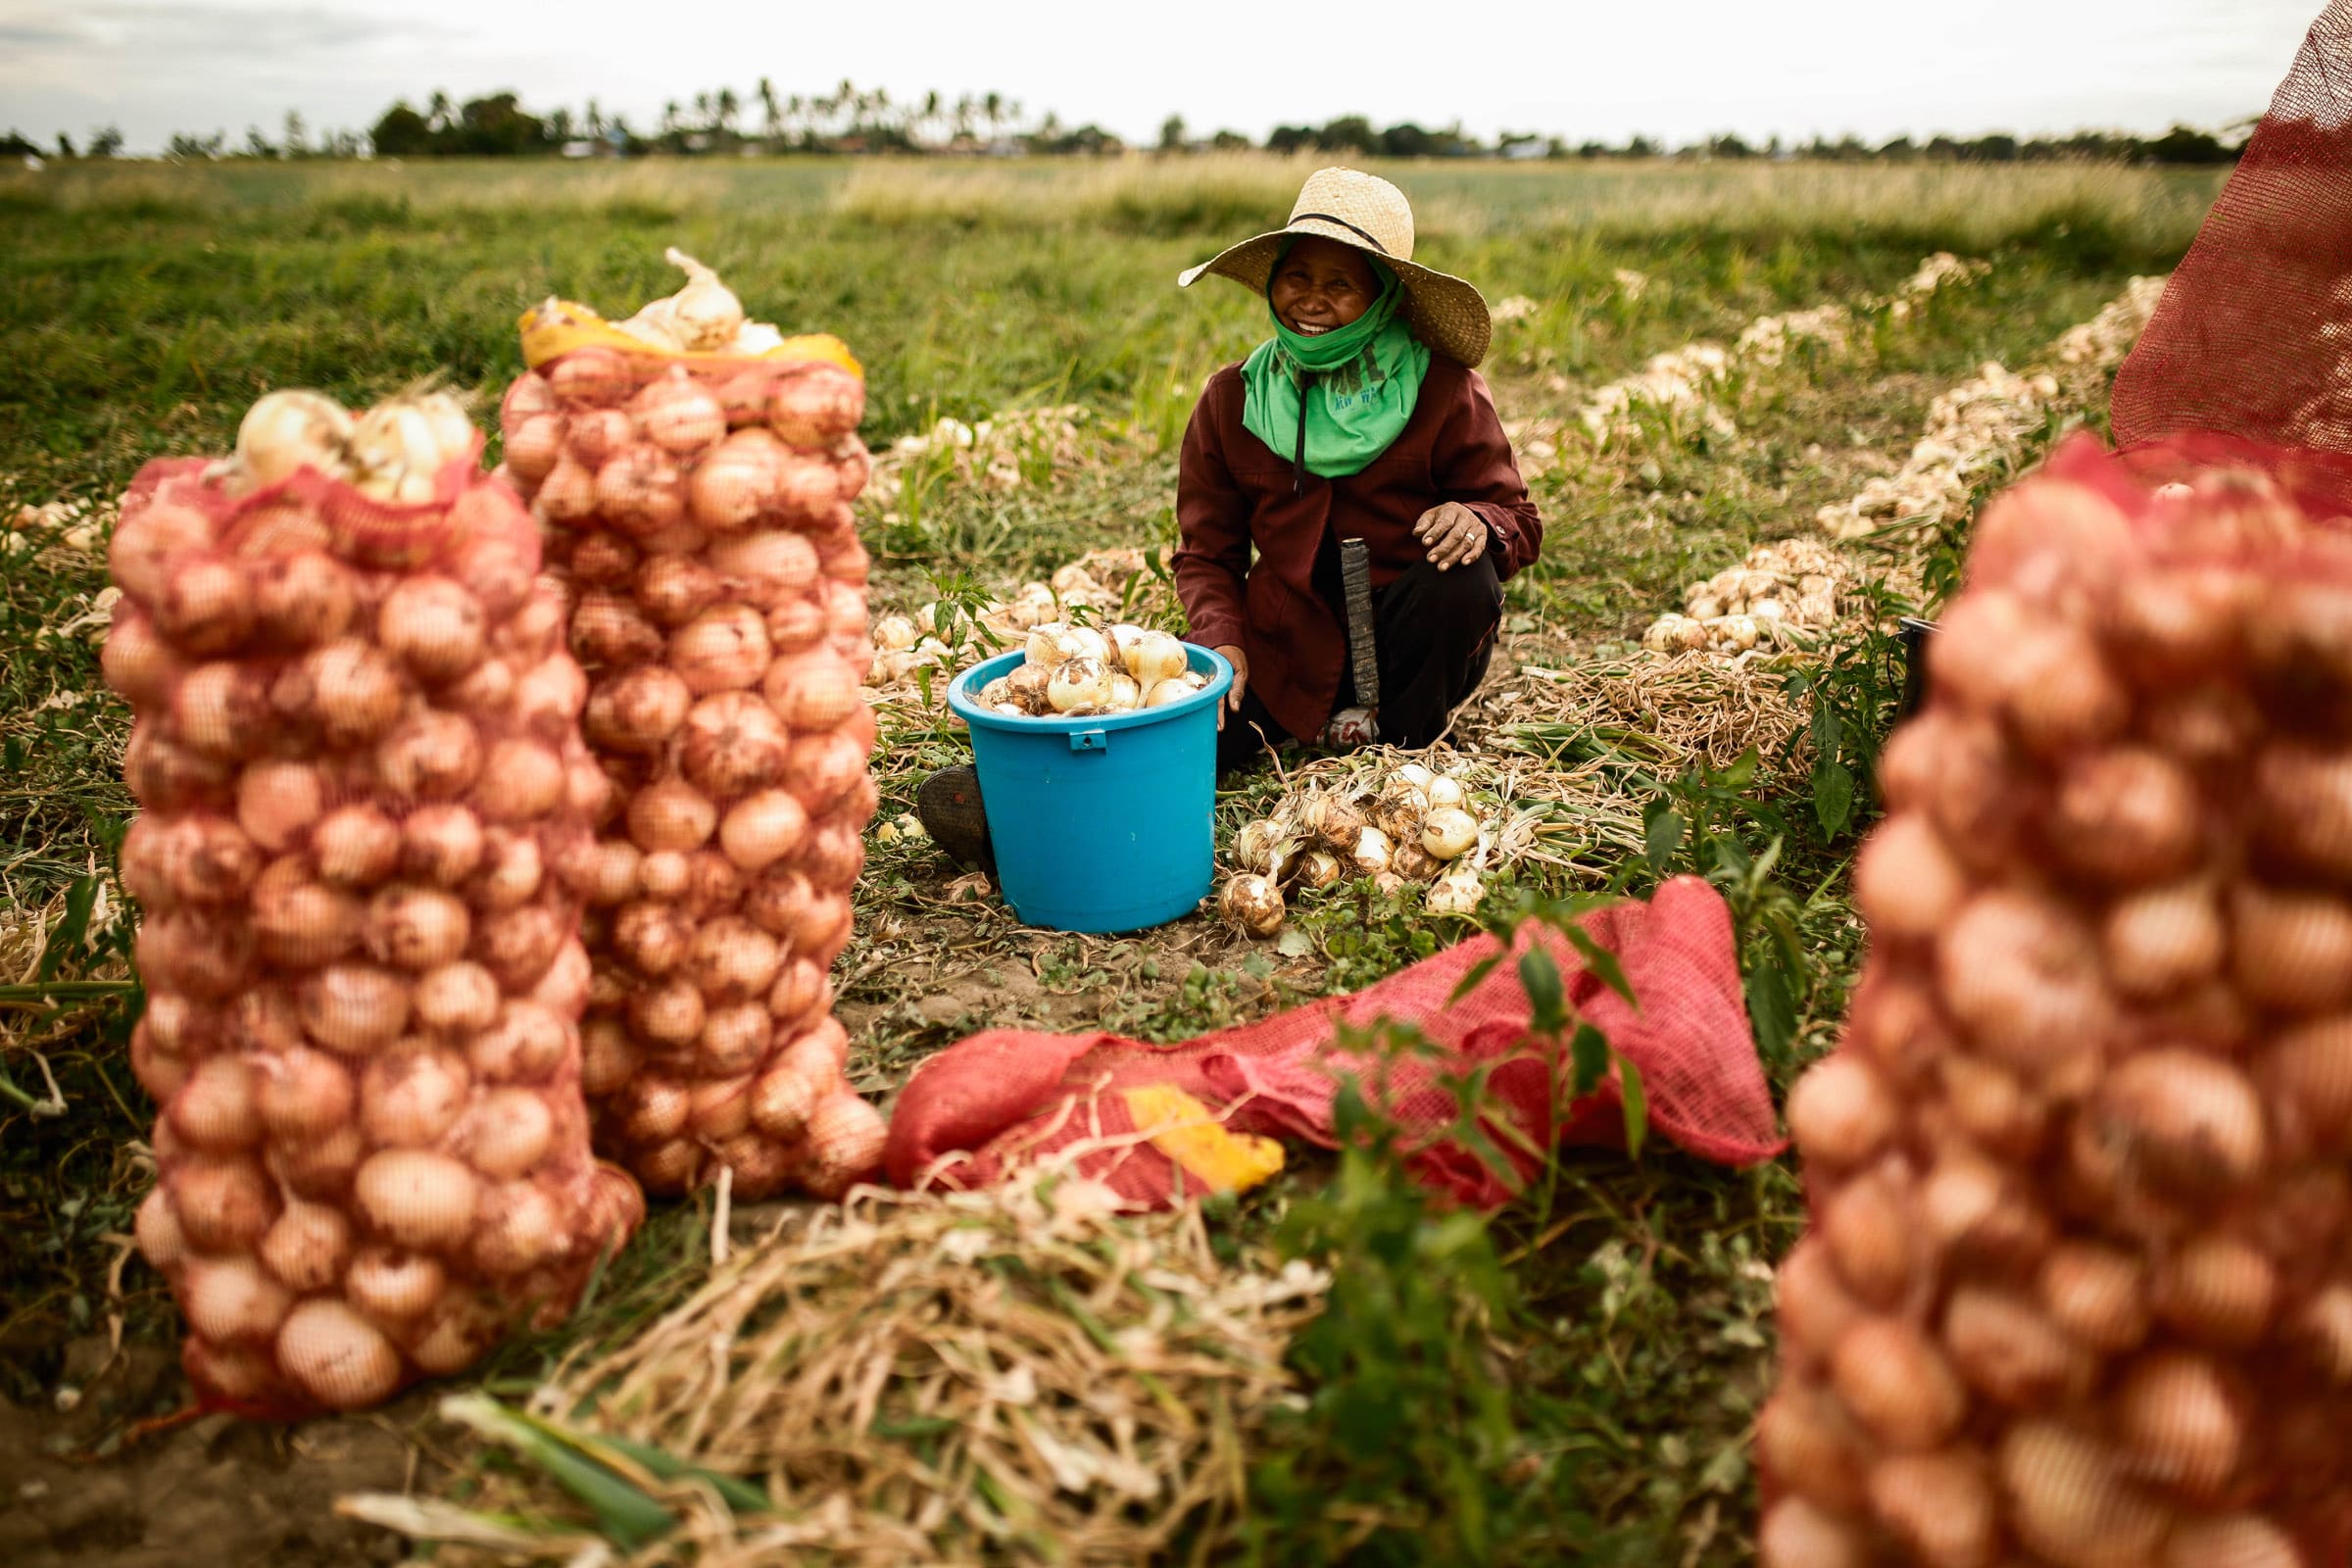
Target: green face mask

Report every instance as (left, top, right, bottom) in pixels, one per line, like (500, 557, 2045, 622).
(1240, 247, 1431, 487)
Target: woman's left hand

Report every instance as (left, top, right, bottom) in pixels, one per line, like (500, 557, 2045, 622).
(1414, 503, 1488, 571)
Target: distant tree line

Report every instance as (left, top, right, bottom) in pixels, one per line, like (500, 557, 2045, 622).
(5, 88, 2253, 166)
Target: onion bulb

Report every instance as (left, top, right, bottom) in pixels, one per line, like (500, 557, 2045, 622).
(172, 1155, 278, 1250)
(1047, 656, 1108, 712)
(355, 1149, 478, 1251)
(2113, 1350, 2243, 1497)
(1145, 676, 1195, 708)
(1852, 814, 1966, 943)
(690, 429, 785, 531)
(1831, 1316, 1965, 1451)
(661, 247, 744, 351)
(1867, 1449, 1997, 1568)
(345, 1246, 444, 1321)
(1418, 807, 1480, 861)
(2158, 1515, 2302, 1568)
(1785, 1054, 1896, 1170)
(1755, 1382, 1870, 1512)
(181, 1253, 294, 1346)
(1219, 873, 1285, 937)
(631, 367, 727, 454)
(259, 1199, 353, 1294)
(1756, 1497, 1868, 1568)
(276, 1298, 403, 1411)
(802, 1091, 888, 1200)
(237, 390, 354, 489)
(1997, 1420, 2171, 1568)
(2097, 1049, 2266, 1194)
(1125, 631, 1188, 687)
(2154, 1231, 2277, 1350)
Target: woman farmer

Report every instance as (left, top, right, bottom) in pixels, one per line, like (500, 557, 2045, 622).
(917, 169, 1538, 862)
(1176, 166, 1542, 770)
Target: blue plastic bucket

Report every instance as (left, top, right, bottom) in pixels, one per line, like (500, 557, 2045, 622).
(946, 644, 1233, 934)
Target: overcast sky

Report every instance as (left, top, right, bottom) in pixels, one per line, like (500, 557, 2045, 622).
(0, 0, 2327, 154)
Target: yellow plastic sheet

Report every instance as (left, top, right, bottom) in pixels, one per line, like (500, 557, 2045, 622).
(1117, 1084, 1286, 1196)
(517, 299, 861, 379)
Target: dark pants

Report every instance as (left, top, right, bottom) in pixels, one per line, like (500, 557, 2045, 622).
(1216, 556, 1503, 774)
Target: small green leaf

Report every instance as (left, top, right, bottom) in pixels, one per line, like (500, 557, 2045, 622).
(1617, 1053, 1648, 1159)
(1518, 947, 1567, 1037)
(1562, 925, 1639, 1010)
(1569, 1022, 1611, 1097)
(1643, 808, 1685, 876)
(36, 876, 100, 983)
(1812, 757, 1856, 839)
(1744, 956, 1797, 1060)
(1447, 950, 1505, 1004)
(1276, 926, 1314, 958)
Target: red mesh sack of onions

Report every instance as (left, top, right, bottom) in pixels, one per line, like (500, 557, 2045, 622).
(500, 306, 888, 1204)
(107, 390, 644, 1417)
(1757, 433, 2352, 1568)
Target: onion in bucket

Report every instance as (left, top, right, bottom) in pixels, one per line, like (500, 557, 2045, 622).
(108, 389, 639, 1417)
(506, 263, 886, 1201)
(1756, 442, 2352, 1561)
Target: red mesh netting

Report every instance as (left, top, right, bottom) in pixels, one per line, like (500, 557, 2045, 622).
(499, 347, 887, 1201)
(1754, 435, 2352, 1565)
(885, 876, 1785, 1209)
(2111, 0, 2352, 486)
(107, 451, 642, 1417)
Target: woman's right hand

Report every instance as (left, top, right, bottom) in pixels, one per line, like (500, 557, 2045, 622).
(1214, 645, 1248, 730)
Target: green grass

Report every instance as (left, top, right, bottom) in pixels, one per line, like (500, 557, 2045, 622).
(0, 155, 2203, 1563)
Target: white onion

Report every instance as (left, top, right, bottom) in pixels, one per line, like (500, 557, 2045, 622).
(260, 1200, 354, 1293)
(360, 1049, 471, 1148)
(276, 1298, 404, 1411)
(181, 1253, 294, 1345)
(1786, 1054, 1897, 1170)
(355, 1149, 479, 1251)
(346, 1245, 445, 1321)
(237, 390, 354, 488)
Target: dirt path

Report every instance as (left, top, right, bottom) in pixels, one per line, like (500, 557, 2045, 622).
(0, 1343, 417, 1568)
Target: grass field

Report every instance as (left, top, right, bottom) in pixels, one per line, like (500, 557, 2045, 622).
(0, 154, 2216, 1564)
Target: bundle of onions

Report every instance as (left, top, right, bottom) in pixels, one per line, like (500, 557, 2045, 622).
(504, 317, 887, 1204)
(1759, 443, 2352, 1567)
(964, 620, 1208, 716)
(1217, 766, 1488, 937)
(108, 391, 642, 1418)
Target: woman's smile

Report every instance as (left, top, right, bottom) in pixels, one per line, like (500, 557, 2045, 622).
(1268, 235, 1381, 339)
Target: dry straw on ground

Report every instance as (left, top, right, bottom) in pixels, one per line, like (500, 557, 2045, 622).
(349, 1172, 1329, 1566)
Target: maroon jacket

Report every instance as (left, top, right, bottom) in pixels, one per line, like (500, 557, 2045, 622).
(1173, 354, 1543, 742)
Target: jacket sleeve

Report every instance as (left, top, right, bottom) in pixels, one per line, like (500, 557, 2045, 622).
(1172, 372, 1252, 650)
(1435, 368, 1544, 583)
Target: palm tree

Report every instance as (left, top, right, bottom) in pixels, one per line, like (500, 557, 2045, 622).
(661, 99, 680, 136)
(716, 86, 740, 146)
(692, 90, 712, 134)
(426, 90, 452, 131)
(919, 89, 942, 150)
(982, 90, 1003, 146)
(585, 98, 605, 138)
(758, 77, 780, 146)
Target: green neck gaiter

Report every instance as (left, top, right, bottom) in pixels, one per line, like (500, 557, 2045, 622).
(1240, 250, 1431, 487)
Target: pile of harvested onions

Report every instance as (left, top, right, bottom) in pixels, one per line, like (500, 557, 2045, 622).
(1642, 537, 1848, 657)
(966, 619, 1207, 717)
(864, 548, 1166, 690)
(500, 254, 887, 1202)
(108, 391, 642, 1415)
(1761, 446, 2352, 1567)
(1219, 762, 1489, 937)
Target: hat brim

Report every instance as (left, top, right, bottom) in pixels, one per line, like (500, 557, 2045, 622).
(1179, 220, 1494, 369)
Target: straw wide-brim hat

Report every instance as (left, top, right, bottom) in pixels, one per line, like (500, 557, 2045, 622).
(1178, 167, 1492, 368)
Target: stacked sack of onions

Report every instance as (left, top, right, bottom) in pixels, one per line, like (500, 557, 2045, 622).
(499, 256, 888, 1202)
(1759, 441, 2352, 1567)
(109, 389, 642, 1414)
